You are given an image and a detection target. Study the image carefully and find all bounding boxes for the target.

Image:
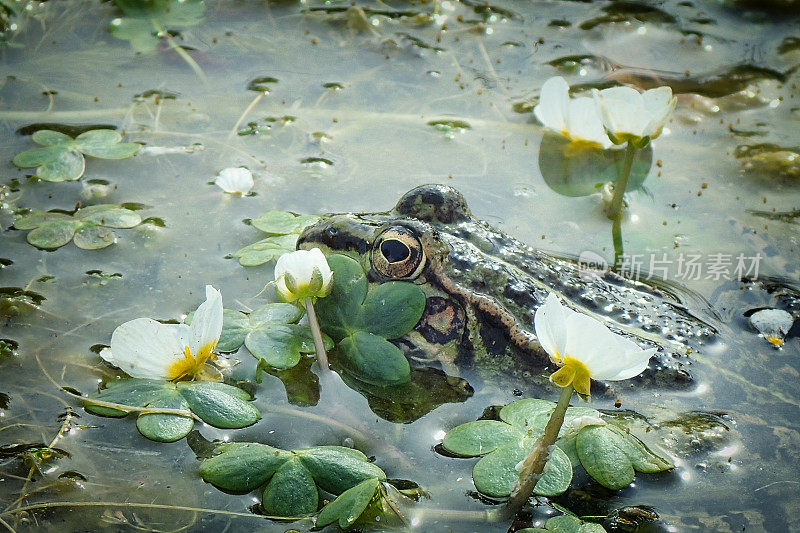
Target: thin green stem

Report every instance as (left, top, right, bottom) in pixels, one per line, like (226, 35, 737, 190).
(493, 385, 574, 521)
(612, 215, 624, 269)
(304, 297, 329, 373)
(607, 142, 637, 219)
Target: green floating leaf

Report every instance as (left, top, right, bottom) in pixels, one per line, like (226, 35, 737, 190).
(339, 331, 410, 385)
(251, 211, 320, 235)
(233, 234, 299, 266)
(576, 425, 673, 490)
(13, 205, 144, 250)
(234, 211, 319, 267)
(211, 302, 332, 370)
(315, 255, 426, 386)
(84, 379, 260, 442)
(441, 397, 670, 498)
(12, 129, 140, 182)
(518, 514, 607, 533)
(262, 457, 319, 517)
(316, 477, 380, 529)
(200, 442, 386, 518)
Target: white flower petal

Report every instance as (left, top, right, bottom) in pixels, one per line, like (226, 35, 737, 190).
(563, 312, 621, 372)
(533, 76, 569, 133)
(274, 248, 332, 301)
(104, 317, 186, 379)
(593, 85, 675, 142)
(533, 293, 571, 362)
(566, 97, 613, 148)
(215, 167, 254, 195)
(601, 346, 656, 381)
(190, 285, 223, 352)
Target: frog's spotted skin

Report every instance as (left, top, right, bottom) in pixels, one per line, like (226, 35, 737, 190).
(298, 184, 718, 385)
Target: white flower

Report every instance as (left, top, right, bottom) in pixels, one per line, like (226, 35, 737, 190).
(533, 76, 613, 149)
(100, 285, 223, 380)
(215, 167, 254, 195)
(533, 293, 656, 396)
(592, 85, 676, 147)
(749, 308, 794, 348)
(274, 248, 333, 303)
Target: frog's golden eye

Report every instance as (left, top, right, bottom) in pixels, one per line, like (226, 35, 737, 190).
(372, 227, 425, 279)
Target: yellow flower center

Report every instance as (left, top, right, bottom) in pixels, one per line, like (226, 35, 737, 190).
(767, 335, 784, 348)
(550, 356, 592, 396)
(167, 341, 217, 381)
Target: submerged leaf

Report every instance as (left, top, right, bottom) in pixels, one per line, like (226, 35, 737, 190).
(316, 477, 380, 529)
(13, 205, 143, 250)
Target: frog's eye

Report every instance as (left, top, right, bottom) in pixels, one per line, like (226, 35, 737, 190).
(372, 227, 425, 279)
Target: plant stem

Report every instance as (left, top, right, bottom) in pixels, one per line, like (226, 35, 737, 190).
(493, 385, 574, 521)
(612, 214, 624, 270)
(607, 142, 637, 219)
(304, 297, 329, 373)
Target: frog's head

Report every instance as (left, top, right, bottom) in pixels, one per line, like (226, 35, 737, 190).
(296, 184, 468, 283)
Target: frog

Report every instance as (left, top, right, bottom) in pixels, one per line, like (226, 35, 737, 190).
(297, 184, 718, 388)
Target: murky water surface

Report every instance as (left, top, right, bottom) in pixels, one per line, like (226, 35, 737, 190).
(1, 0, 799, 531)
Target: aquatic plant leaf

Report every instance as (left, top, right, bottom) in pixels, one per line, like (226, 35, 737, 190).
(199, 442, 387, 517)
(314, 254, 368, 341)
(38, 148, 85, 182)
(357, 281, 427, 339)
(84, 379, 260, 442)
(12, 129, 140, 181)
(199, 442, 290, 492)
(442, 420, 525, 457)
(316, 477, 380, 529)
(110, 0, 206, 52)
(519, 514, 608, 533)
(232, 234, 299, 266)
(216, 309, 252, 351)
(73, 224, 116, 249)
(135, 388, 193, 442)
(13, 211, 72, 230)
(26, 220, 79, 249)
(75, 204, 142, 228)
(176, 381, 260, 429)
(471, 439, 572, 498)
(575, 425, 636, 490)
(251, 211, 320, 235)
(442, 398, 668, 497)
(262, 458, 319, 516)
(315, 255, 423, 385)
(207, 302, 332, 370)
(339, 331, 411, 385)
(14, 205, 143, 250)
(31, 130, 72, 145)
(294, 446, 386, 494)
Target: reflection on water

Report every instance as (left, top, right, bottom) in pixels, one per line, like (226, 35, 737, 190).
(1, 0, 799, 531)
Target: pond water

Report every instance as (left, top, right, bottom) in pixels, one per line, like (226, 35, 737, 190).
(1, 0, 799, 531)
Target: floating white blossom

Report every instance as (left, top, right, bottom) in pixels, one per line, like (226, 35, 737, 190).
(100, 285, 223, 380)
(274, 248, 333, 303)
(533, 76, 613, 149)
(534, 293, 655, 395)
(592, 85, 676, 148)
(749, 308, 794, 348)
(215, 167, 254, 195)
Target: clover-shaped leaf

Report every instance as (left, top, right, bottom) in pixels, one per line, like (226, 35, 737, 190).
(84, 379, 260, 442)
(13, 129, 141, 182)
(209, 302, 333, 370)
(233, 211, 319, 266)
(109, 0, 206, 52)
(14, 204, 143, 250)
(199, 443, 386, 517)
(519, 514, 608, 533)
(442, 398, 673, 496)
(315, 254, 426, 385)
